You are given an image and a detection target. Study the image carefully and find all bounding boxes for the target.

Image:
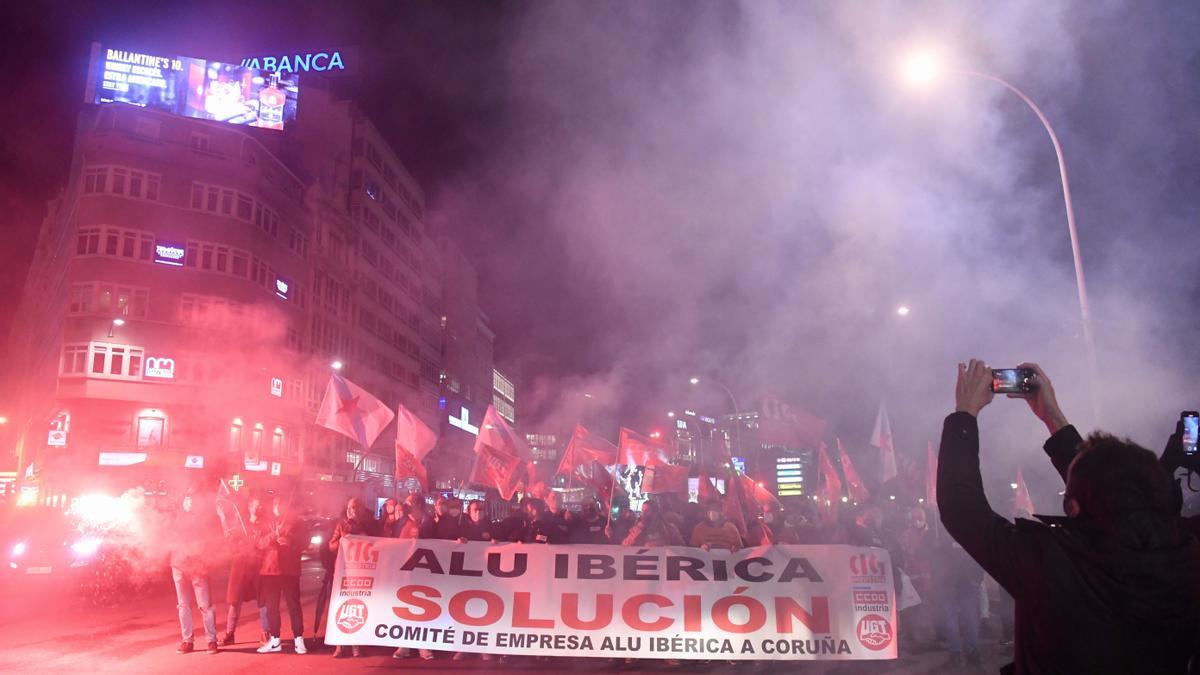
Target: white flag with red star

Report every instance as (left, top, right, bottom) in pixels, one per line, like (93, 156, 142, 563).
(315, 374, 395, 449)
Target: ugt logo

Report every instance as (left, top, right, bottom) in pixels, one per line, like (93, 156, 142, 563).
(343, 539, 379, 570)
(335, 599, 368, 633)
(849, 552, 885, 577)
(856, 614, 893, 651)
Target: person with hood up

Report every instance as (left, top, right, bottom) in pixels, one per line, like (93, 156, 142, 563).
(220, 496, 269, 647)
(169, 490, 220, 655)
(940, 360, 1200, 674)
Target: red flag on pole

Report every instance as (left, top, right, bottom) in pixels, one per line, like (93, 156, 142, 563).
(618, 428, 676, 467)
(642, 463, 690, 495)
(557, 424, 618, 476)
(722, 468, 750, 538)
(394, 405, 437, 492)
(871, 403, 898, 483)
(817, 442, 842, 525)
(926, 441, 938, 507)
(696, 472, 720, 502)
(737, 473, 782, 510)
(315, 374, 395, 449)
(574, 461, 625, 509)
(1014, 467, 1036, 518)
(837, 438, 870, 502)
(471, 406, 533, 499)
(758, 395, 827, 448)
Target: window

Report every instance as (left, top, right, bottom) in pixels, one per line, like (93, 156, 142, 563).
(121, 230, 136, 258)
(61, 344, 88, 375)
(229, 423, 243, 454)
(104, 229, 119, 255)
(139, 233, 153, 261)
(136, 416, 164, 450)
(97, 285, 113, 312)
(76, 227, 100, 255)
(189, 133, 211, 153)
(67, 284, 93, 314)
(236, 194, 253, 221)
(84, 168, 106, 194)
(111, 167, 127, 195)
(91, 345, 108, 374)
(231, 250, 248, 278)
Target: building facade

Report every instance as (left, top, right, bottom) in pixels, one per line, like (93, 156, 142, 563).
(7, 88, 470, 511)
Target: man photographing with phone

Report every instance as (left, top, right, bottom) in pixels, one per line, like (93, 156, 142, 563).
(939, 359, 1200, 674)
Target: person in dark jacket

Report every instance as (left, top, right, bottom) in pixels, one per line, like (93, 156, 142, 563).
(462, 499, 498, 542)
(422, 496, 466, 540)
(169, 491, 219, 654)
(567, 501, 611, 544)
(323, 497, 371, 658)
(221, 496, 269, 646)
(939, 359, 1200, 674)
(509, 498, 557, 543)
(376, 497, 402, 537)
(255, 495, 308, 655)
(933, 539, 985, 668)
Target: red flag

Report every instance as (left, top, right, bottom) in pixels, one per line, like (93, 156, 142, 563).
(618, 428, 676, 467)
(817, 442, 842, 525)
(871, 403, 898, 483)
(759, 395, 827, 448)
(315, 374, 395, 449)
(643, 463, 690, 495)
(738, 473, 782, 509)
(926, 442, 937, 506)
(696, 473, 720, 502)
(837, 438, 870, 502)
(471, 406, 533, 498)
(1014, 467, 1035, 518)
(395, 405, 437, 491)
(573, 461, 625, 509)
(722, 468, 750, 537)
(557, 424, 618, 476)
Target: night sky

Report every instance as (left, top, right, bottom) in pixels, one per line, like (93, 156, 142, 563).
(4, 1, 1200, 486)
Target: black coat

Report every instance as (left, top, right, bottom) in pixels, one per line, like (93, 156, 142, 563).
(938, 412, 1200, 674)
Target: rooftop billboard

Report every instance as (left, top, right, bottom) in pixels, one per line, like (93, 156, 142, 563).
(84, 43, 299, 131)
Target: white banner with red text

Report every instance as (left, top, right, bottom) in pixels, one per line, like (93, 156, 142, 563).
(324, 536, 897, 661)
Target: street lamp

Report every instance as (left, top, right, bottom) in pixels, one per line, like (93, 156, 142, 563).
(896, 305, 910, 316)
(331, 360, 344, 371)
(900, 50, 1099, 423)
(688, 375, 741, 470)
(106, 317, 125, 338)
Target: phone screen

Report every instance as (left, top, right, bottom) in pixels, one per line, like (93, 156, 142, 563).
(992, 369, 1025, 394)
(1183, 412, 1199, 457)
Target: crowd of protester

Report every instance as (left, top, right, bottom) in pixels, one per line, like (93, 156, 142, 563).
(161, 359, 1200, 673)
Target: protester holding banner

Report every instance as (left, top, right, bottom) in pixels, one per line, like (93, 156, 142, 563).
(422, 496, 466, 540)
(510, 497, 557, 544)
(689, 498, 743, 551)
(462, 500, 498, 543)
(622, 499, 683, 547)
(568, 500, 612, 544)
(325, 498, 371, 658)
(746, 503, 781, 546)
(394, 494, 436, 661)
(542, 491, 573, 544)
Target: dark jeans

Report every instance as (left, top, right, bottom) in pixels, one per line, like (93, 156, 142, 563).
(259, 575, 303, 639)
(940, 582, 981, 654)
(313, 569, 334, 637)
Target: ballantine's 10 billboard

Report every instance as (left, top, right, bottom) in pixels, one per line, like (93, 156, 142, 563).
(84, 43, 298, 131)
(325, 537, 898, 661)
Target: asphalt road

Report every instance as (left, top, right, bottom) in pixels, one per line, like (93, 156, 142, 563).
(0, 558, 1009, 674)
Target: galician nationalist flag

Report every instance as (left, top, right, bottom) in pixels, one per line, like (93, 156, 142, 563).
(395, 405, 438, 492)
(871, 403, 898, 483)
(315, 374, 395, 449)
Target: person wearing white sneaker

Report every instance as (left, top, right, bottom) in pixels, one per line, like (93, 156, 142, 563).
(294, 636, 307, 655)
(257, 636, 282, 653)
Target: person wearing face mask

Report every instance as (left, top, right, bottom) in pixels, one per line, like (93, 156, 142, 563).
(376, 497, 402, 537)
(746, 504, 780, 546)
(462, 500, 498, 543)
(394, 494, 436, 661)
(423, 496, 466, 540)
(688, 499, 743, 552)
(255, 495, 308, 655)
(325, 497, 370, 658)
(221, 496, 269, 647)
(169, 489, 220, 654)
(621, 500, 683, 547)
(542, 491, 572, 544)
(568, 501, 611, 544)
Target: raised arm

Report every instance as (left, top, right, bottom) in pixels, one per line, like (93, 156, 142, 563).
(1008, 362, 1080, 482)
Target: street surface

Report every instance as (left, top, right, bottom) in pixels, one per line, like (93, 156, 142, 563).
(0, 558, 1008, 674)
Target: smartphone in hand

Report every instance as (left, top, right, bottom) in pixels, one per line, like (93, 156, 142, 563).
(1182, 411, 1199, 457)
(992, 368, 1036, 394)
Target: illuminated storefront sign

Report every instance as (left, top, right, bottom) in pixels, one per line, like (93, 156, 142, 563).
(239, 50, 347, 74)
(449, 406, 479, 435)
(99, 452, 148, 466)
(47, 410, 70, 447)
(184, 455, 205, 469)
(84, 43, 299, 131)
(270, 461, 282, 476)
(270, 377, 284, 397)
(144, 356, 175, 379)
(154, 240, 186, 266)
(776, 457, 804, 497)
(274, 276, 290, 300)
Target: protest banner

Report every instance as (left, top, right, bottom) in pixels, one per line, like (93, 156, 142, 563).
(324, 536, 897, 661)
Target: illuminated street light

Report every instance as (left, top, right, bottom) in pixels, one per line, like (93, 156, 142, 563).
(667, 411, 675, 418)
(0, 416, 7, 425)
(331, 360, 344, 371)
(688, 376, 700, 385)
(896, 305, 910, 316)
(840, 496, 848, 503)
(1010, 482, 1019, 490)
(899, 48, 1099, 423)
(112, 318, 126, 327)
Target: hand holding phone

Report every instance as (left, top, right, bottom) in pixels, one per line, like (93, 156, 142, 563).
(1182, 411, 1199, 457)
(992, 368, 1036, 394)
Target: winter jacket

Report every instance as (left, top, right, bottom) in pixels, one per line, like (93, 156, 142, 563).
(256, 515, 307, 577)
(462, 518, 498, 542)
(324, 516, 370, 569)
(567, 516, 610, 545)
(621, 516, 683, 547)
(169, 508, 217, 574)
(689, 520, 743, 551)
(421, 514, 466, 540)
(938, 412, 1200, 674)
